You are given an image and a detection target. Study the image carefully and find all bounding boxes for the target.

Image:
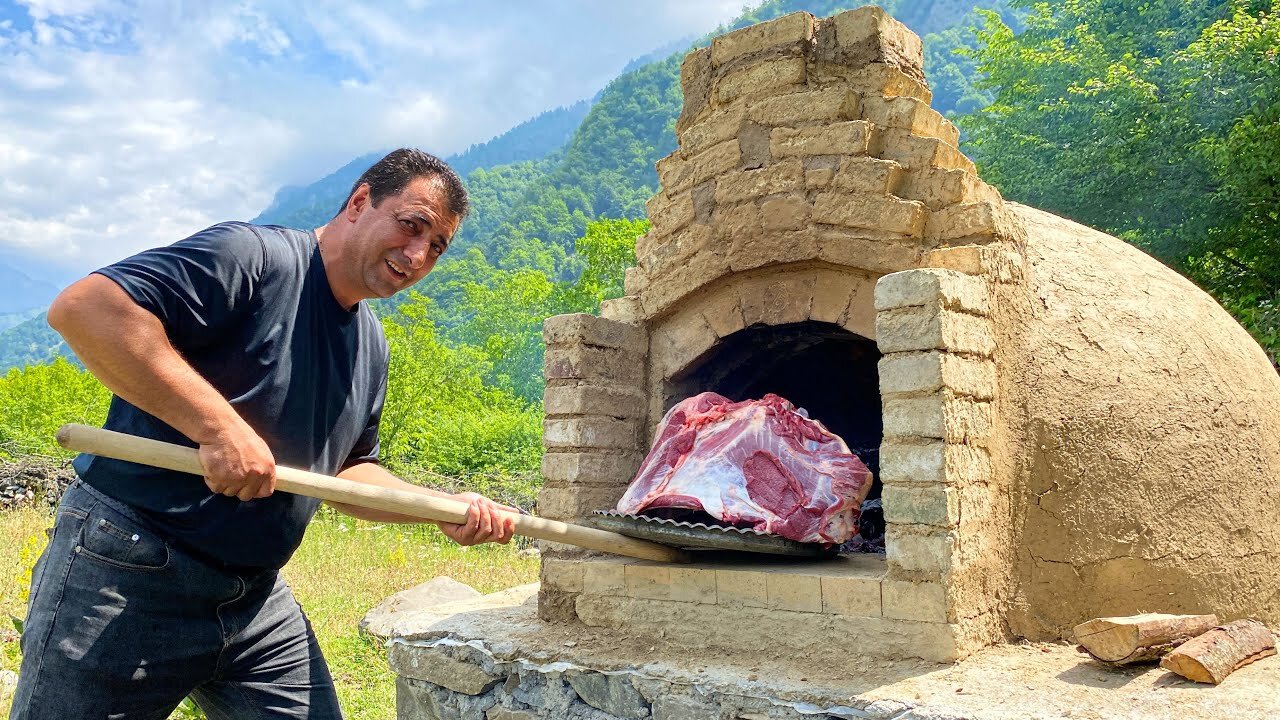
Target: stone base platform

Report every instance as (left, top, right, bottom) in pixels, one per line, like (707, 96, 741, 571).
(377, 583, 1280, 720)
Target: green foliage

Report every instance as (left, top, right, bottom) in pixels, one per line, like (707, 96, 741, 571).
(961, 0, 1279, 362)
(0, 313, 72, 372)
(378, 295, 543, 477)
(0, 358, 109, 458)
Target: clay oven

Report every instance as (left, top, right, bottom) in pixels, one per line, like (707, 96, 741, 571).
(536, 7, 1280, 663)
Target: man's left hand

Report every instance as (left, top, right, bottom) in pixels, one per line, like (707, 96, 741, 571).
(437, 492, 518, 546)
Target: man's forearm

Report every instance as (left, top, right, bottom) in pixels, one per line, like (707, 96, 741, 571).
(48, 275, 246, 445)
(331, 462, 455, 523)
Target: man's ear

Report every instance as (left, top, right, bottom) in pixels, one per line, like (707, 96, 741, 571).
(345, 183, 371, 221)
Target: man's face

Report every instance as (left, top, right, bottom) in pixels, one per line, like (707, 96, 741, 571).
(345, 176, 460, 303)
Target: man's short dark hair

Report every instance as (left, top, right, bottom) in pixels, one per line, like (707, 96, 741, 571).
(338, 148, 469, 221)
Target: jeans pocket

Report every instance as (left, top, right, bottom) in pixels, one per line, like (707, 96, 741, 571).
(78, 509, 170, 571)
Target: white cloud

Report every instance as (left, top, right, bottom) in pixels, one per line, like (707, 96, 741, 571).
(0, 0, 742, 278)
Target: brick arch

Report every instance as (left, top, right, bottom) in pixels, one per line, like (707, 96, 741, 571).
(644, 265, 880, 432)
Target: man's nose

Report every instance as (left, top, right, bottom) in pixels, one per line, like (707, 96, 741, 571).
(404, 240, 428, 269)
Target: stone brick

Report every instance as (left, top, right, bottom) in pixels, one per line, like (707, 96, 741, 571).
(640, 251, 731, 318)
(875, 305, 995, 356)
(543, 312, 647, 354)
(882, 485, 959, 528)
(657, 139, 741, 195)
(767, 572, 822, 613)
(714, 158, 803, 204)
(677, 47, 712, 134)
(900, 168, 999, 211)
(746, 87, 862, 126)
(882, 393, 993, 445)
(670, 567, 718, 604)
(712, 11, 814, 66)
(583, 559, 629, 595)
(874, 268, 990, 314)
(879, 440, 991, 486)
(644, 223, 715, 279)
(646, 191, 695, 237)
(921, 245, 984, 275)
(812, 191, 924, 237)
(878, 352, 996, 400)
(816, 232, 920, 275)
(886, 526, 955, 576)
(880, 129, 975, 174)
(544, 344, 643, 385)
(738, 121, 771, 169)
(537, 486, 625, 520)
(810, 269, 869, 329)
(389, 645, 500, 695)
(716, 568, 769, 608)
(487, 708, 540, 720)
(625, 563, 671, 601)
(833, 7, 924, 82)
(728, 227, 820, 273)
(541, 451, 643, 486)
(716, 56, 807, 104)
(926, 200, 1015, 243)
(566, 672, 649, 719)
(653, 695, 721, 720)
(696, 287, 746, 339)
(541, 557, 584, 593)
(623, 265, 648, 296)
(650, 311, 719, 381)
(821, 575, 882, 616)
(760, 194, 809, 231)
(805, 167, 835, 189)
(543, 417, 639, 450)
(739, 272, 816, 327)
(692, 181, 716, 225)
(835, 62, 931, 103)
(830, 156, 905, 194)
(861, 95, 946, 139)
(771, 120, 873, 158)
(599, 296, 644, 324)
(882, 579, 948, 622)
(678, 104, 744, 158)
(543, 384, 646, 419)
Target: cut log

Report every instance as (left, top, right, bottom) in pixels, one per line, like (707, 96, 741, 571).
(1073, 613, 1220, 664)
(1160, 619, 1277, 684)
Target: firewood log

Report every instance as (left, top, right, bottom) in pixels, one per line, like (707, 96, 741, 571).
(1160, 619, 1277, 684)
(1073, 613, 1219, 664)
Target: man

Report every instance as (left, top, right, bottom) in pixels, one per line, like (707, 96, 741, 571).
(11, 148, 516, 719)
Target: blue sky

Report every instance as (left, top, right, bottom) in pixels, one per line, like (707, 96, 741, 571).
(0, 0, 742, 276)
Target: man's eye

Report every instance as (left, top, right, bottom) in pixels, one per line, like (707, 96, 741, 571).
(399, 219, 417, 232)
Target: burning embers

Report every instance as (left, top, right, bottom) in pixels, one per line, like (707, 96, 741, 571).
(615, 392, 873, 545)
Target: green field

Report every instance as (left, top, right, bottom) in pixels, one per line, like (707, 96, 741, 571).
(0, 505, 540, 719)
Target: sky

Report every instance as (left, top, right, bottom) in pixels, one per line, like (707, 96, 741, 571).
(0, 0, 743, 279)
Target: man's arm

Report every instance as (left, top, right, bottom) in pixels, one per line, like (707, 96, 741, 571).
(333, 462, 516, 545)
(47, 274, 276, 501)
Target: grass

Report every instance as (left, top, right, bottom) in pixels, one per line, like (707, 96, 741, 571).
(0, 504, 540, 719)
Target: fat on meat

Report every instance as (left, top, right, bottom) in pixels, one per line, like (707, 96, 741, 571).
(616, 392, 873, 544)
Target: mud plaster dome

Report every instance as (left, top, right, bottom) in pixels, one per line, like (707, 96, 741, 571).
(534, 5, 1280, 664)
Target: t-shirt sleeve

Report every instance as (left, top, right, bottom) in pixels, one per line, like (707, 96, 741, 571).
(94, 222, 267, 351)
(343, 362, 387, 470)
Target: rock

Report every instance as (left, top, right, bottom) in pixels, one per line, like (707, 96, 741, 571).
(390, 645, 501, 696)
(360, 576, 481, 639)
(565, 670, 649, 719)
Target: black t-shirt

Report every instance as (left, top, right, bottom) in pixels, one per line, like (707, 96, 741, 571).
(74, 221, 388, 570)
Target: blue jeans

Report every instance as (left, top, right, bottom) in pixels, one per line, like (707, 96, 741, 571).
(10, 480, 342, 719)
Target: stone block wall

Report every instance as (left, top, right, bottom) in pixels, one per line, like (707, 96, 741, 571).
(874, 267, 1009, 649)
(537, 5, 1024, 663)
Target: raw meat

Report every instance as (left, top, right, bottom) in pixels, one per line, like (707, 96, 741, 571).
(616, 392, 873, 544)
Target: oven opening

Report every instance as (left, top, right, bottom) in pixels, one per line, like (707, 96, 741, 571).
(663, 320, 884, 552)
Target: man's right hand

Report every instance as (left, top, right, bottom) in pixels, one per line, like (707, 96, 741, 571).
(198, 421, 277, 501)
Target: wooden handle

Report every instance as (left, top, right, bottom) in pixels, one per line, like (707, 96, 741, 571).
(57, 424, 688, 564)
